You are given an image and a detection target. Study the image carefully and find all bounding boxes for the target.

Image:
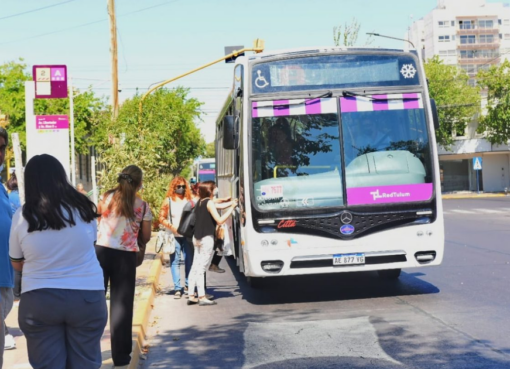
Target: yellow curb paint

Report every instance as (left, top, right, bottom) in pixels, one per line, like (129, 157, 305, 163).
(442, 194, 506, 199)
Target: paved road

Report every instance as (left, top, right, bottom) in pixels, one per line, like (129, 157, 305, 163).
(142, 198, 510, 369)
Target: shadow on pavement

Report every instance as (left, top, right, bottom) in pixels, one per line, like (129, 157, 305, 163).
(225, 256, 439, 306)
(144, 311, 510, 369)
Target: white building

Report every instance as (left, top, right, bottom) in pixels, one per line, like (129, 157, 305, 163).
(409, 0, 510, 192)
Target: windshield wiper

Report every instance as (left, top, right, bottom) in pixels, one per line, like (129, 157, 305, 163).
(270, 91, 333, 108)
(342, 90, 418, 101)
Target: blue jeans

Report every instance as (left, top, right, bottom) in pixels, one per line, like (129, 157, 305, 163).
(170, 237, 192, 291)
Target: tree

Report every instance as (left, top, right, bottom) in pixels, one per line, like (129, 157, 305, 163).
(333, 18, 373, 47)
(424, 56, 480, 147)
(94, 87, 206, 213)
(0, 59, 107, 155)
(477, 60, 510, 145)
(205, 141, 215, 158)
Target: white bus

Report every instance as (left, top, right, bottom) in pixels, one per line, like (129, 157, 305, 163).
(194, 158, 216, 183)
(215, 47, 444, 287)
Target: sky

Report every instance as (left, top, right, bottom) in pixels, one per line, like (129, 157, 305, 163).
(0, 0, 503, 141)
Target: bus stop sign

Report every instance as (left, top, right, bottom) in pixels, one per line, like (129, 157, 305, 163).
(32, 65, 68, 99)
(473, 157, 482, 171)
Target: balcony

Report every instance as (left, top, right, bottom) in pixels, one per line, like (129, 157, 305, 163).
(458, 57, 500, 64)
(458, 41, 500, 50)
(457, 28, 499, 35)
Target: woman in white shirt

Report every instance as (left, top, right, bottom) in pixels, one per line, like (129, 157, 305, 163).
(9, 154, 106, 369)
(159, 176, 192, 299)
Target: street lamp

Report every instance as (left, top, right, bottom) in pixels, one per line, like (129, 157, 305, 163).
(366, 33, 415, 49)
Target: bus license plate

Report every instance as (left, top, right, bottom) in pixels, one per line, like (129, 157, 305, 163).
(333, 253, 365, 266)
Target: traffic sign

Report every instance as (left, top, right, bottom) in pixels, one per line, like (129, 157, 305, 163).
(473, 157, 482, 171)
(32, 65, 67, 99)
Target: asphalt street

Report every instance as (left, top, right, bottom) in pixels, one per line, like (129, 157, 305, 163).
(142, 197, 510, 369)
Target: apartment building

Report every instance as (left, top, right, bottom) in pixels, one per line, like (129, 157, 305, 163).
(408, 0, 510, 192)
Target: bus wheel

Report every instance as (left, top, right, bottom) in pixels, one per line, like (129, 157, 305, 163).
(247, 276, 264, 289)
(378, 269, 401, 280)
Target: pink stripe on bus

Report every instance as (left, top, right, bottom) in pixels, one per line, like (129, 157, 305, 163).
(305, 98, 322, 115)
(340, 96, 358, 113)
(372, 95, 388, 111)
(403, 93, 419, 109)
(252, 101, 258, 118)
(273, 100, 290, 116)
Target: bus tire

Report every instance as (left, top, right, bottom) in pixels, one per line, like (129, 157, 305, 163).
(378, 269, 401, 280)
(247, 276, 264, 289)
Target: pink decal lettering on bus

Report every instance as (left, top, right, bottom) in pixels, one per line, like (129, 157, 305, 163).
(199, 169, 215, 174)
(347, 183, 433, 205)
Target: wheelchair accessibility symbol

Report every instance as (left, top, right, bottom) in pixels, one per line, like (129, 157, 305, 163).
(255, 70, 269, 89)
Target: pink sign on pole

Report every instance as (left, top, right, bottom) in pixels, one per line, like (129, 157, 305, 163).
(347, 183, 434, 206)
(36, 115, 69, 130)
(32, 65, 68, 99)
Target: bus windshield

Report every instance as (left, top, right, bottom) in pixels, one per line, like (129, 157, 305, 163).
(251, 94, 434, 211)
(198, 162, 216, 182)
(252, 97, 343, 210)
(341, 94, 433, 206)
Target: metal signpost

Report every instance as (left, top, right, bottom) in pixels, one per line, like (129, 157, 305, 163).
(473, 157, 482, 194)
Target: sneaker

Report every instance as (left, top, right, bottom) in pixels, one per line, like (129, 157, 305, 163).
(183, 286, 189, 295)
(4, 334, 16, 350)
(198, 298, 217, 306)
(209, 264, 226, 273)
(174, 291, 182, 299)
(187, 298, 198, 305)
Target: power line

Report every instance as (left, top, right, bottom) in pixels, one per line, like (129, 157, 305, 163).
(0, 0, 180, 45)
(0, 0, 78, 21)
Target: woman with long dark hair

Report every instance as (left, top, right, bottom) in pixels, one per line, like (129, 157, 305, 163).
(159, 176, 192, 299)
(95, 165, 152, 368)
(9, 154, 107, 368)
(187, 181, 237, 306)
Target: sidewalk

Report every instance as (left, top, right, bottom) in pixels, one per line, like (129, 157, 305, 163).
(442, 191, 508, 199)
(3, 237, 162, 369)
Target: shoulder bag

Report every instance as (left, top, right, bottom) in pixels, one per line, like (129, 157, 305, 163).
(155, 198, 176, 255)
(177, 199, 197, 238)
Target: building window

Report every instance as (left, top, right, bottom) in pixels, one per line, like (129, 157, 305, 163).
(499, 19, 502, 25)
(506, 34, 510, 40)
(460, 35, 476, 44)
(438, 21, 449, 27)
(479, 34, 494, 43)
(451, 20, 455, 27)
(460, 50, 476, 58)
(448, 49, 457, 56)
(439, 50, 448, 56)
(459, 20, 475, 30)
(461, 64, 475, 75)
(479, 20, 494, 29)
(439, 35, 450, 42)
(505, 19, 510, 26)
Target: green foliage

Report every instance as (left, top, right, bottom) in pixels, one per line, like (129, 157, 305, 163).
(477, 60, 510, 145)
(94, 87, 206, 214)
(205, 141, 215, 158)
(0, 59, 31, 146)
(0, 59, 107, 155)
(424, 56, 480, 147)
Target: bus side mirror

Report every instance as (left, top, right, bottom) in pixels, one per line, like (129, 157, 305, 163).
(223, 115, 238, 150)
(430, 99, 440, 131)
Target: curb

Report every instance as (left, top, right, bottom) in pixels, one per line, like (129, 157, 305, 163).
(130, 253, 163, 369)
(442, 193, 507, 199)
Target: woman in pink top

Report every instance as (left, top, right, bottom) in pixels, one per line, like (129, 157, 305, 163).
(95, 165, 152, 367)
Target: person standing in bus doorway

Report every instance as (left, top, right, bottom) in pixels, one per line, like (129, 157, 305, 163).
(0, 127, 14, 368)
(159, 177, 193, 299)
(188, 181, 237, 306)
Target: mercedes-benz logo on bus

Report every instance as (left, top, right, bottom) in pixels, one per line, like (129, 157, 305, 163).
(340, 212, 353, 224)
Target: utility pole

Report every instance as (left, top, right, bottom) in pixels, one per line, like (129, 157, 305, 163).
(107, 0, 119, 119)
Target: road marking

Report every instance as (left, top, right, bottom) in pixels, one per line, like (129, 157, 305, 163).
(473, 209, 505, 214)
(243, 317, 401, 368)
(450, 210, 475, 214)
